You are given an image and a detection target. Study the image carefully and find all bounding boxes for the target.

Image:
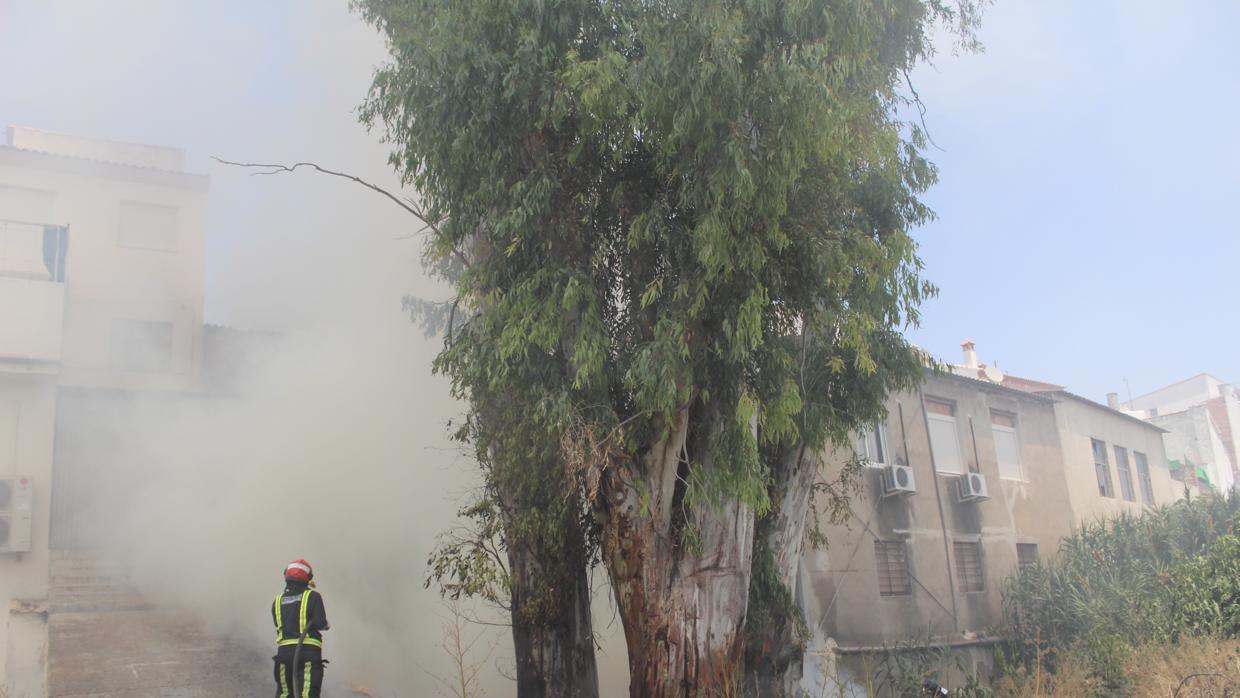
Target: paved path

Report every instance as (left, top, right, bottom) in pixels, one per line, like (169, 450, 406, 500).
(48, 610, 271, 698)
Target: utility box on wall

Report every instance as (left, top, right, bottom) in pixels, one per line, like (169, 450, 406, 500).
(0, 476, 33, 553)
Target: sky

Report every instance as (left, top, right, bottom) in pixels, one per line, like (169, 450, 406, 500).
(904, 2, 1240, 402)
(1, 0, 1237, 402)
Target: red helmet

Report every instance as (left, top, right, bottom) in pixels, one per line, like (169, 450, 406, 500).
(284, 559, 313, 583)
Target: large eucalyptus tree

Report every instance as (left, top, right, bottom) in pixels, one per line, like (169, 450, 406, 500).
(356, 1, 978, 694)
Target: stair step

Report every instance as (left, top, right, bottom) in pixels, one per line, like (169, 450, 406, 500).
(50, 590, 142, 600)
(49, 599, 154, 613)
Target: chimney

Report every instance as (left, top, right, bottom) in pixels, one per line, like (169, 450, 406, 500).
(961, 340, 978, 369)
(1106, 392, 1120, 409)
(1221, 383, 1234, 400)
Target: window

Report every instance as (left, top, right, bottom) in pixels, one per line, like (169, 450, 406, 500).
(111, 320, 173, 372)
(1135, 452, 1155, 504)
(874, 540, 911, 596)
(926, 398, 964, 474)
(119, 201, 178, 251)
(953, 540, 984, 593)
(1114, 446, 1135, 502)
(1016, 543, 1039, 572)
(1091, 438, 1114, 498)
(991, 411, 1023, 480)
(0, 185, 55, 223)
(857, 423, 888, 466)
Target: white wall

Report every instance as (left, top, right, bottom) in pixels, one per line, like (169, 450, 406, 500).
(1127, 374, 1224, 416)
(0, 148, 208, 393)
(0, 276, 64, 364)
(0, 141, 207, 695)
(1205, 415, 1236, 491)
(1154, 406, 1236, 493)
(0, 375, 57, 697)
(1225, 394, 1240, 484)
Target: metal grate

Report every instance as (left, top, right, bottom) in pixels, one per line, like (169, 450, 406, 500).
(1016, 543, 1039, 572)
(954, 540, 985, 593)
(874, 540, 911, 596)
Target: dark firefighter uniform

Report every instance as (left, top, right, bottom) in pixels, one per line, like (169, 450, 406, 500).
(271, 581, 329, 698)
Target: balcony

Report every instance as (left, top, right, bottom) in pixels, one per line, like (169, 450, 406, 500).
(0, 219, 67, 368)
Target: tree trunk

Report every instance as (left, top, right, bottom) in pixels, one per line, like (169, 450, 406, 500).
(743, 446, 819, 697)
(597, 410, 756, 697)
(508, 540, 599, 698)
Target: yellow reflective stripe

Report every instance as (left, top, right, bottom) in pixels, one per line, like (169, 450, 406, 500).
(278, 663, 289, 698)
(277, 638, 323, 648)
(299, 590, 311, 636)
(303, 659, 312, 696)
(274, 593, 284, 642)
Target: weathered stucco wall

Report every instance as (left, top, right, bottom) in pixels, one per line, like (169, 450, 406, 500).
(0, 375, 57, 697)
(801, 371, 1074, 694)
(1051, 393, 1179, 526)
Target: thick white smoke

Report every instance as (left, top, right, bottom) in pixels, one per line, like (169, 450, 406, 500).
(1, 3, 633, 694)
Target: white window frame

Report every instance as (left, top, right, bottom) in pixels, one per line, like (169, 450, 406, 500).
(118, 200, 179, 252)
(1113, 445, 1135, 502)
(1091, 438, 1115, 498)
(990, 410, 1025, 481)
(926, 398, 964, 474)
(1134, 451, 1155, 504)
(856, 423, 889, 467)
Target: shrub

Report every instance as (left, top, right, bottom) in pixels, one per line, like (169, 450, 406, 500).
(999, 492, 1240, 688)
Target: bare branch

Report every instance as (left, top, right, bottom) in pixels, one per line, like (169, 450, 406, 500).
(213, 156, 475, 271)
(213, 157, 430, 221)
(901, 68, 944, 152)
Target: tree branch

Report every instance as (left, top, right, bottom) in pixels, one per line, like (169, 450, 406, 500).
(901, 68, 944, 152)
(213, 156, 431, 222)
(212, 156, 472, 269)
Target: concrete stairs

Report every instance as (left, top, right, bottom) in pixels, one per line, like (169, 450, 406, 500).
(48, 549, 152, 613)
(46, 550, 270, 697)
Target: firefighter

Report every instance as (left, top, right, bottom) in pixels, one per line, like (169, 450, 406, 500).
(272, 559, 329, 698)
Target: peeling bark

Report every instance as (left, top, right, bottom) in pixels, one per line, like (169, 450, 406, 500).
(743, 446, 819, 696)
(597, 409, 756, 697)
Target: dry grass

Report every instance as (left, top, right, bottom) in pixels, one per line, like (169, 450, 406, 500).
(993, 637, 1240, 697)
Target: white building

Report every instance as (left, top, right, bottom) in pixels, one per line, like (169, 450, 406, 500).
(1116, 374, 1239, 494)
(0, 126, 208, 696)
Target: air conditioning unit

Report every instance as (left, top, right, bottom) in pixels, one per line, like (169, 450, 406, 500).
(957, 472, 989, 502)
(881, 464, 917, 497)
(0, 476, 34, 554)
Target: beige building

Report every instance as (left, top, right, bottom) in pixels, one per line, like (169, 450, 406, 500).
(1044, 390, 1178, 524)
(0, 126, 208, 696)
(802, 344, 1181, 695)
(801, 370, 1074, 693)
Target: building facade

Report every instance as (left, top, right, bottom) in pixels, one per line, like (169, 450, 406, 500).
(801, 370, 1075, 693)
(1045, 391, 1179, 523)
(0, 126, 208, 696)
(802, 348, 1181, 695)
(1117, 374, 1240, 494)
